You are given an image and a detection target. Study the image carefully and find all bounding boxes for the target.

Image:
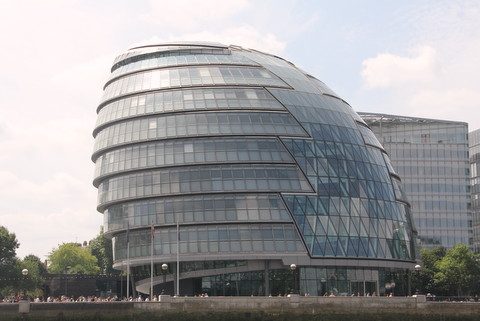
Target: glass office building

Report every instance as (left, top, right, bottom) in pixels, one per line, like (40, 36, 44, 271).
(93, 42, 416, 297)
(470, 129, 480, 252)
(359, 113, 471, 249)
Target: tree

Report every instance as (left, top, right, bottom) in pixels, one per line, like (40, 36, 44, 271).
(412, 247, 446, 295)
(21, 254, 47, 297)
(434, 244, 480, 296)
(88, 227, 117, 275)
(48, 243, 100, 274)
(0, 226, 21, 296)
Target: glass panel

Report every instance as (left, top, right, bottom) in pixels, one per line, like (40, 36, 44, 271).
(112, 223, 304, 260)
(94, 137, 293, 180)
(95, 87, 285, 129)
(93, 112, 307, 155)
(98, 164, 312, 206)
(101, 66, 289, 103)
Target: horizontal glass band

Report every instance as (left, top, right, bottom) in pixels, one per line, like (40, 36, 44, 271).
(103, 193, 291, 232)
(112, 45, 229, 69)
(95, 87, 284, 131)
(101, 65, 289, 104)
(94, 137, 293, 183)
(109, 52, 256, 82)
(92, 111, 308, 157)
(97, 164, 313, 207)
(112, 223, 304, 260)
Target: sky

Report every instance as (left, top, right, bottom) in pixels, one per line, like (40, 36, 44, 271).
(0, 0, 479, 260)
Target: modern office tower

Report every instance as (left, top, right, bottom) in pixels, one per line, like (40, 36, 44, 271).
(470, 129, 480, 252)
(92, 42, 416, 297)
(359, 113, 471, 249)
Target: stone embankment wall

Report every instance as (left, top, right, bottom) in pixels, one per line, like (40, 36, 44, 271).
(2, 296, 480, 321)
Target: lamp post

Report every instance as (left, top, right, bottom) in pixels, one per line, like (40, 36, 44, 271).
(290, 264, 297, 294)
(414, 264, 421, 294)
(21, 269, 28, 300)
(161, 263, 168, 295)
(19, 269, 30, 318)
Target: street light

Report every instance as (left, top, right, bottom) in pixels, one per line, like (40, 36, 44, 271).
(161, 263, 168, 295)
(289, 264, 297, 294)
(21, 269, 28, 300)
(19, 269, 30, 318)
(414, 264, 422, 294)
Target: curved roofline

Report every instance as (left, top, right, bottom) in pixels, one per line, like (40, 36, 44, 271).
(130, 41, 228, 50)
(358, 111, 468, 126)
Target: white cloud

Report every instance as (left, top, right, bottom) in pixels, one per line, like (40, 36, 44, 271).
(143, 0, 250, 30)
(408, 88, 480, 123)
(0, 171, 91, 212)
(137, 25, 287, 55)
(361, 46, 439, 89)
(0, 170, 99, 258)
(2, 208, 100, 259)
(358, 2, 480, 130)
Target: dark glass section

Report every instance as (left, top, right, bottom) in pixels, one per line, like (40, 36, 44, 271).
(131, 265, 410, 297)
(281, 139, 394, 200)
(283, 194, 412, 259)
(391, 177, 409, 203)
(358, 124, 384, 150)
(268, 89, 359, 128)
(277, 108, 413, 259)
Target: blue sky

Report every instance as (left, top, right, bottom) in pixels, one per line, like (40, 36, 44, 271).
(0, 0, 479, 259)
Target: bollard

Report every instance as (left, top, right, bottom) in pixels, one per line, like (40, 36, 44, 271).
(18, 299, 30, 318)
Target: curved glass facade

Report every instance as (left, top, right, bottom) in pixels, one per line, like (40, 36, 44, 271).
(101, 65, 289, 103)
(95, 87, 284, 129)
(92, 111, 307, 156)
(93, 42, 416, 297)
(360, 113, 470, 249)
(94, 137, 294, 182)
(108, 51, 257, 81)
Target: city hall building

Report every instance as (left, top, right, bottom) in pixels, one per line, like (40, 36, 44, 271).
(92, 42, 416, 297)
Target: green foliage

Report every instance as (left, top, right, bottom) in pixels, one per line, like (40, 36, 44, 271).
(21, 254, 47, 297)
(48, 243, 100, 274)
(88, 227, 117, 275)
(412, 245, 480, 296)
(412, 247, 446, 294)
(434, 244, 480, 296)
(0, 226, 21, 296)
(0, 226, 19, 263)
